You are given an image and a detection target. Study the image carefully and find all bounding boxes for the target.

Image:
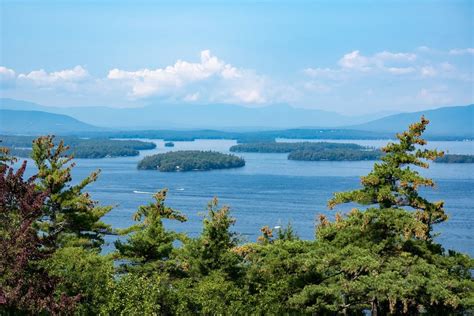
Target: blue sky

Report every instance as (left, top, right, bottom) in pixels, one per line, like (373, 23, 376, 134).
(1, 0, 473, 114)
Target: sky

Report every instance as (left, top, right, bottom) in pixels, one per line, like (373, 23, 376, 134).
(0, 0, 473, 115)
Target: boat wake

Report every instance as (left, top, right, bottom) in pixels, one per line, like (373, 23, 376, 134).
(133, 190, 154, 194)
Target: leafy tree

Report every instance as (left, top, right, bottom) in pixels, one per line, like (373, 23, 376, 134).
(173, 271, 253, 315)
(0, 161, 78, 314)
(31, 135, 112, 249)
(115, 189, 187, 273)
(43, 246, 115, 315)
(103, 273, 176, 315)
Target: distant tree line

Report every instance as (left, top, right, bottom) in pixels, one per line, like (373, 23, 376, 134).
(230, 141, 366, 153)
(0, 135, 156, 158)
(77, 127, 472, 142)
(138, 150, 246, 171)
(288, 148, 383, 161)
(230, 141, 474, 163)
(434, 154, 474, 163)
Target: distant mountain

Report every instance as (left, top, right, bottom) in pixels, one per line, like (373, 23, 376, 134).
(350, 105, 474, 138)
(1, 98, 471, 138)
(0, 109, 102, 135)
(0, 98, 387, 129)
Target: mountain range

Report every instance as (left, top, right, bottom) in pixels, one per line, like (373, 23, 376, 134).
(0, 98, 472, 138)
(0, 109, 102, 135)
(0, 98, 392, 130)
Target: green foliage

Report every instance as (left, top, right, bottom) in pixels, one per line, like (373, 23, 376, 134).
(180, 198, 241, 278)
(32, 135, 112, 249)
(138, 150, 245, 171)
(315, 117, 474, 314)
(103, 273, 175, 315)
(328, 117, 446, 240)
(43, 247, 114, 315)
(115, 189, 187, 273)
(172, 272, 253, 315)
(314, 208, 474, 314)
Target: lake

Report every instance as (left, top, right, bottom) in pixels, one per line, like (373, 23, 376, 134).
(19, 139, 474, 255)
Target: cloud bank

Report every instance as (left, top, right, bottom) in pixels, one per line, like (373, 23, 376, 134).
(1, 47, 472, 113)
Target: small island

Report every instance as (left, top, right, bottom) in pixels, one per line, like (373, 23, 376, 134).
(230, 141, 383, 161)
(434, 154, 474, 163)
(137, 150, 245, 172)
(164, 141, 175, 147)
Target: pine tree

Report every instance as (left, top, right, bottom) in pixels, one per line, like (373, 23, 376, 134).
(115, 189, 187, 272)
(181, 197, 241, 278)
(328, 116, 446, 240)
(31, 135, 111, 249)
(309, 117, 474, 314)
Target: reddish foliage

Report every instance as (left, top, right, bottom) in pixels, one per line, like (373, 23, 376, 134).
(0, 161, 78, 314)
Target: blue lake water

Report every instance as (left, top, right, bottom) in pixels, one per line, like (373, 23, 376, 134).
(19, 139, 474, 255)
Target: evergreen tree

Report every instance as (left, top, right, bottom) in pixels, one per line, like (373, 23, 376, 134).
(31, 135, 112, 249)
(308, 117, 474, 314)
(114, 189, 187, 273)
(328, 116, 446, 240)
(181, 197, 241, 278)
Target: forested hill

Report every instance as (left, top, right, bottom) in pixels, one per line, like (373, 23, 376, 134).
(350, 104, 474, 138)
(0, 109, 103, 135)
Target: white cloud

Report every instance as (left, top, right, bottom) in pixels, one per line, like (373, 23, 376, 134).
(416, 46, 432, 53)
(338, 50, 371, 71)
(449, 48, 474, 55)
(183, 92, 200, 101)
(107, 50, 268, 104)
(420, 66, 437, 77)
(417, 87, 452, 105)
(385, 67, 415, 75)
(18, 65, 89, 86)
(303, 67, 345, 80)
(233, 89, 265, 103)
(0, 66, 16, 87)
(337, 50, 417, 74)
(373, 51, 416, 62)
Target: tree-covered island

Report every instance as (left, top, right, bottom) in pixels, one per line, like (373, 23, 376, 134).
(230, 141, 365, 153)
(138, 150, 245, 171)
(0, 135, 156, 158)
(288, 148, 383, 161)
(164, 141, 175, 147)
(231, 141, 474, 163)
